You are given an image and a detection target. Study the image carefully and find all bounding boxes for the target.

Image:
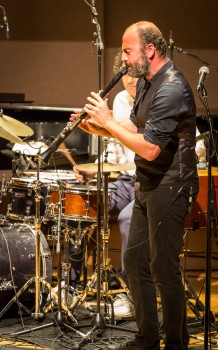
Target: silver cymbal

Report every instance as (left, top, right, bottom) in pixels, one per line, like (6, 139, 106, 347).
(0, 125, 23, 143)
(0, 114, 34, 137)
(75, 162, 136, 173)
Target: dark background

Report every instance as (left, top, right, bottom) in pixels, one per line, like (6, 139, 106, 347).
(0, 0, 218, 110)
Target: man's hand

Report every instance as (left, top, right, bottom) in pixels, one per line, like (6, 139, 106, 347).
(74, 166, 96, 183)
(70, 112, 112, 137)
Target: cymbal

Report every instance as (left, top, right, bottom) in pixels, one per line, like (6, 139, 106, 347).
(0, 125, 23, 143)
(75, 162, 136, 173)
(0, 114, 34, 137)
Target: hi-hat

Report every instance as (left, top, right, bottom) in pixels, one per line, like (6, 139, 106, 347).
(75, 162, 136, 173)
(0, 125, 23, 143)
(0, 114, 34, 137)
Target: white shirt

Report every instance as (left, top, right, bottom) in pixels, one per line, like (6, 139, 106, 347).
(195, 127, 206, 162)
(106, 90, 136, 176)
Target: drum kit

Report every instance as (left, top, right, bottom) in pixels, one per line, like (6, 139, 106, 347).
(0, 111, 135, 320)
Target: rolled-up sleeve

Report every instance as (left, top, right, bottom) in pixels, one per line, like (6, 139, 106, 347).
(143, 83, 189, 149)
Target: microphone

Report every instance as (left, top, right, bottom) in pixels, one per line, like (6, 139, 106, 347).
(91, 0, 98, 16)
(18, 151, 29, 171)
(3, 14, 10, 39)
(196, 66, 209, 93)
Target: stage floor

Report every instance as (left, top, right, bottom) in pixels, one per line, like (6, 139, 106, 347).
(0, 269, 218, 350)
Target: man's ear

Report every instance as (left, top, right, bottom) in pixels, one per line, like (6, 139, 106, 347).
(145, 43, 155, 59)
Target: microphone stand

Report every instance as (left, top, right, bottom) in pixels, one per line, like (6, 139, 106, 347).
(198, 85, 218, 350)
(167, 36, 218, 71)
(66, 2, 135, 349)
(168, 36, 218, 348)
(90, 0, 104, 331)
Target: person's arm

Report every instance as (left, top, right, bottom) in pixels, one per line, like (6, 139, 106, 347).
(58, 143, 77, 166)
(70, 112, 112, 138)
(83, 93, 161, 161)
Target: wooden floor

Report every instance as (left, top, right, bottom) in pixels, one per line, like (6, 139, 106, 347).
(0, 263, 218, 349)
(0, 205, 218, 350)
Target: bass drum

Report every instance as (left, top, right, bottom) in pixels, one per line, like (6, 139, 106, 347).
(0, 223, 52, 317)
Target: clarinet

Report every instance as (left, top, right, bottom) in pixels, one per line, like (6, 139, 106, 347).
(40, 65, 128, 164)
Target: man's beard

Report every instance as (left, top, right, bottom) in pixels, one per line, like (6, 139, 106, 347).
(127, 52, 150, 78)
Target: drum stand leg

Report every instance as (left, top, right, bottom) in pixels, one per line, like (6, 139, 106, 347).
(181, 265, 205, 325)
(181, 258, 217, 346)
(8, 160, 84, 339)
(68, 172, 135, 350)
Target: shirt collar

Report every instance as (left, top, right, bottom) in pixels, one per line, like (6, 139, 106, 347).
(148, 59, 173, 84)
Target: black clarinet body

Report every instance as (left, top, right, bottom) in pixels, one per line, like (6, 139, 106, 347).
(40, 65, 128, 164)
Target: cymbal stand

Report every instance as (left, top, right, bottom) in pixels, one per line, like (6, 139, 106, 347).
(9, 152, 83, 338)
(69, 150, 135, 350)
(0, 150, 50, 320)
(69, 139, 131, 314)
(169, 41, 218, 348)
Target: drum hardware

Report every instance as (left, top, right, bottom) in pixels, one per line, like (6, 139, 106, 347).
(0, 222, 52, 318)
(61, 224, 89, 311)
(32, 192, 87, 336)
(7, 153, 79, 338)
(0, 173, 7, 203)
(44, 194, 59, 219)
(46, 223, 58, 241)
(11, 62, 130, 343)
(0, 280, 14, 291)
(67, 168, 135, 350)
(70, 142, 133, 318)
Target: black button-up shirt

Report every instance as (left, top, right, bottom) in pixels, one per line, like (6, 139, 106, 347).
(130, 60, 198, 190)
